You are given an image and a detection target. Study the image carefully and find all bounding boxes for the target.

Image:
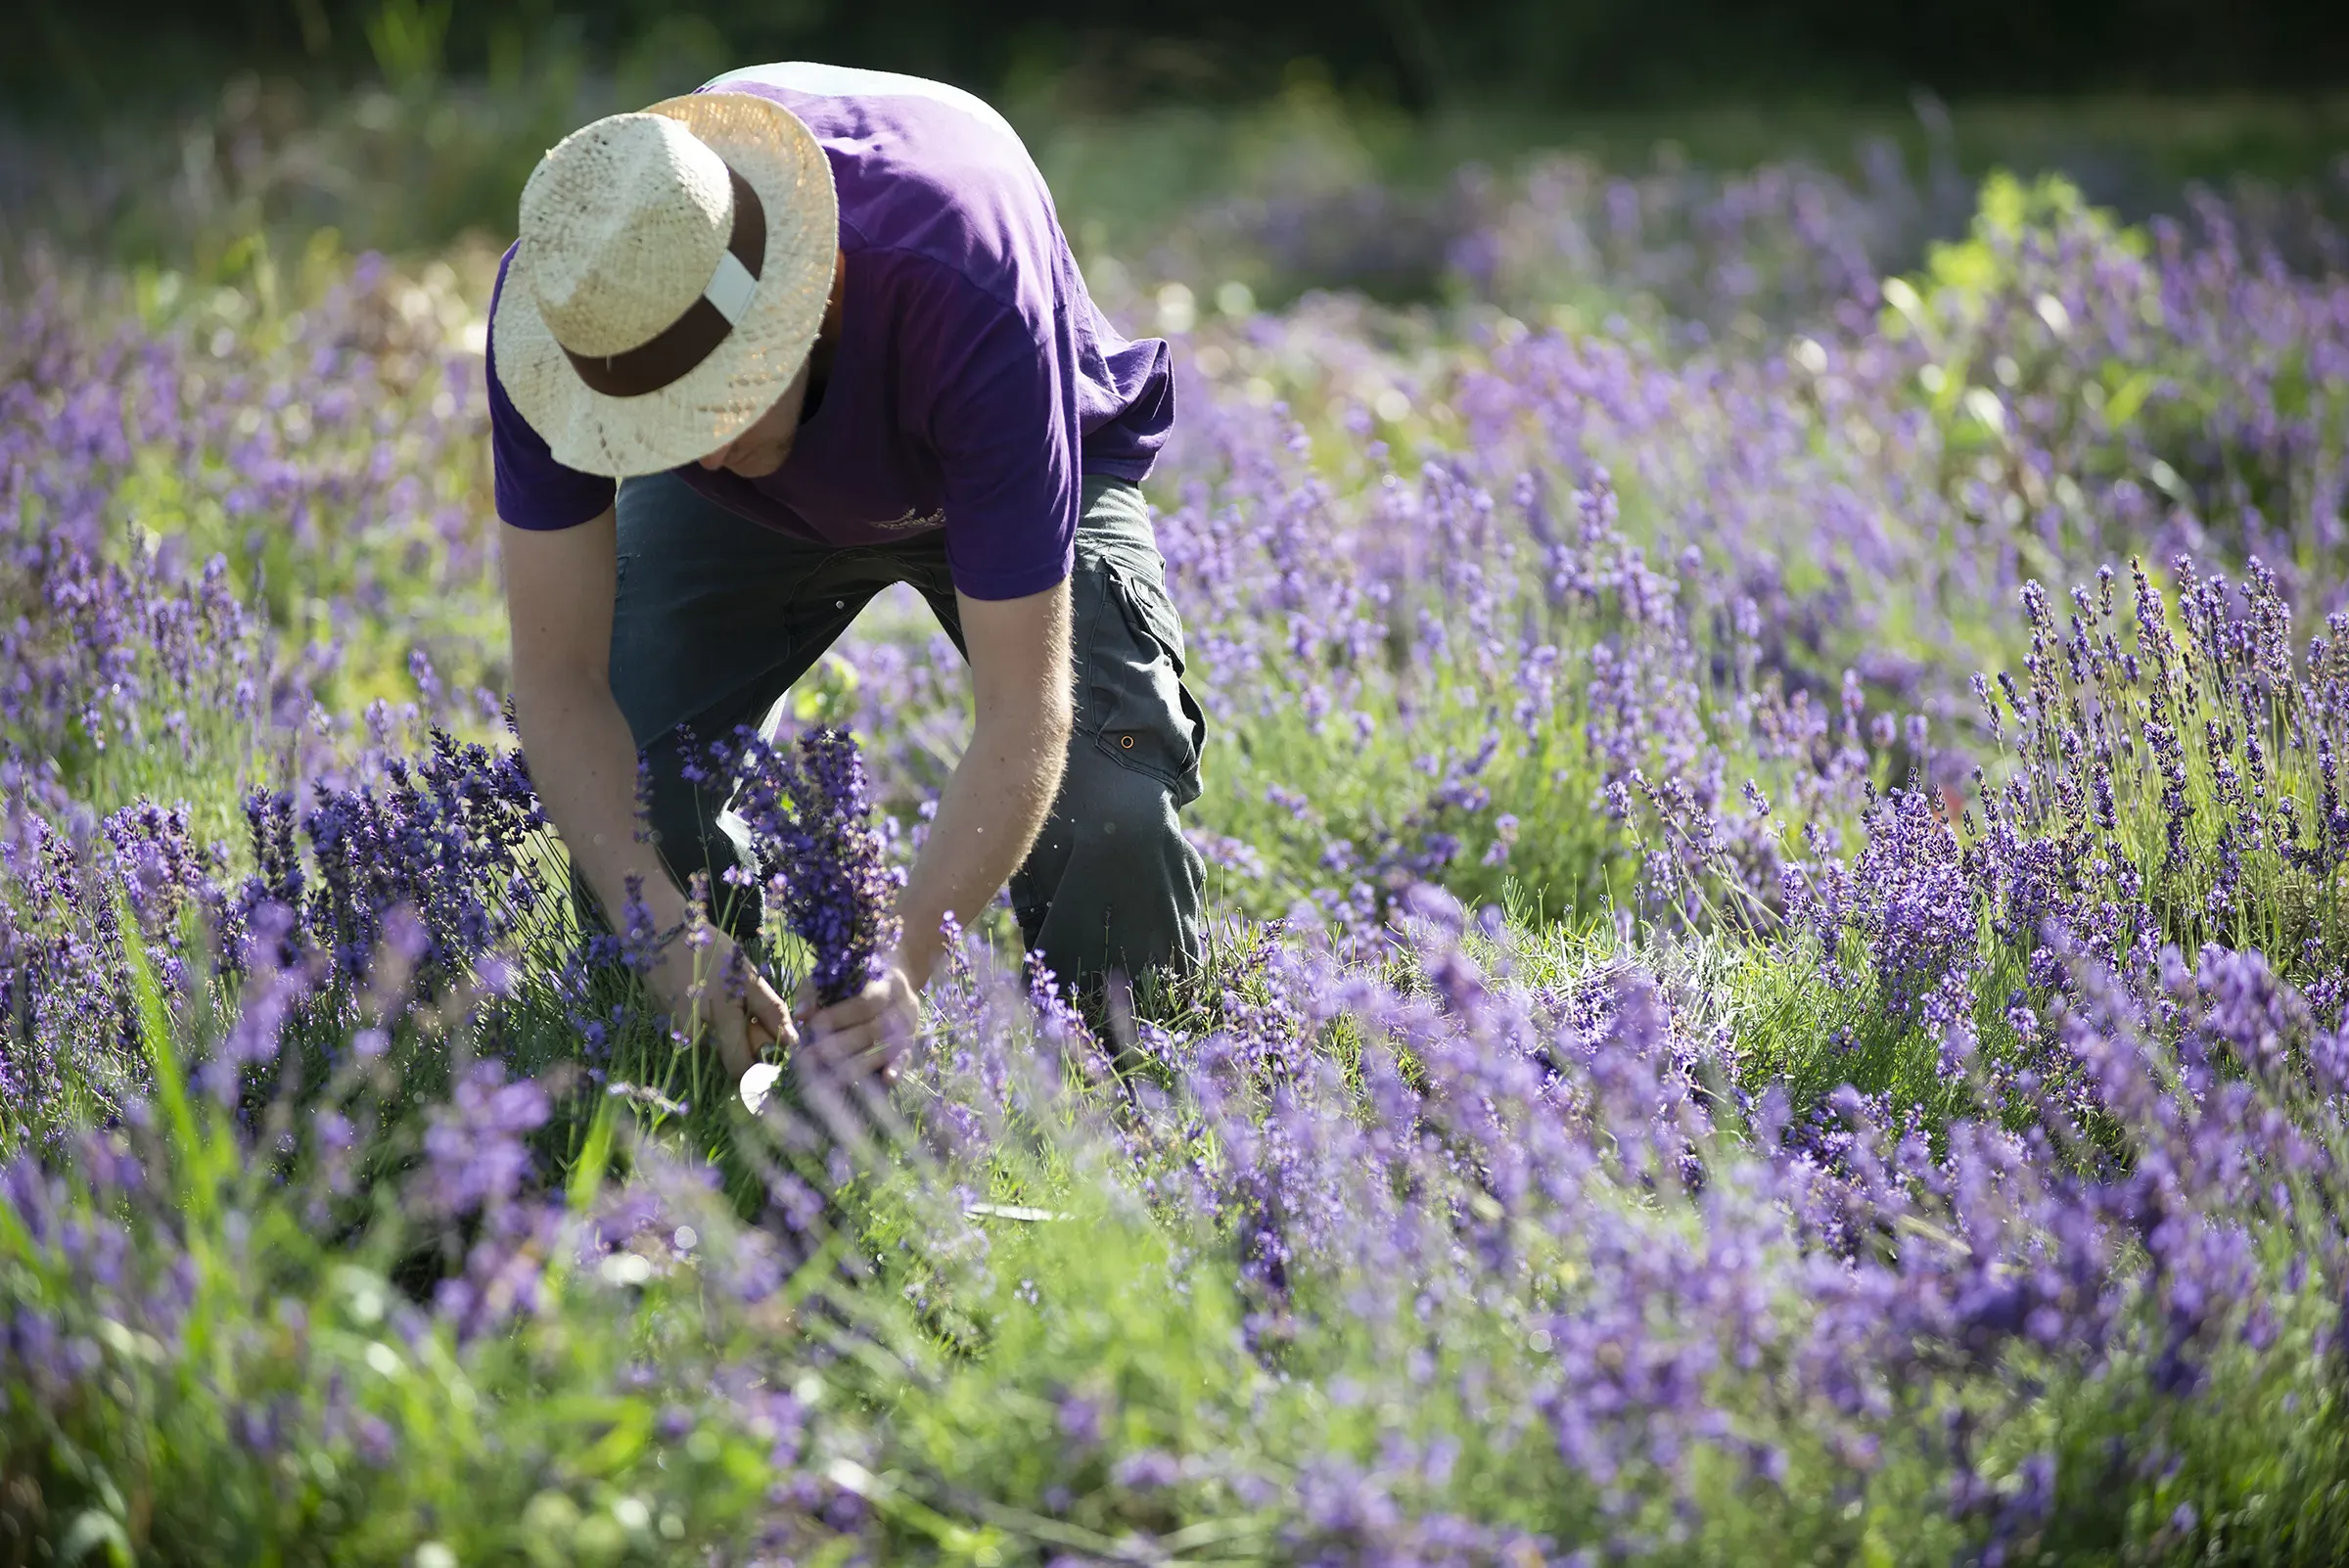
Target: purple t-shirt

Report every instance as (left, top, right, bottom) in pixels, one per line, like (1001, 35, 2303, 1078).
(486, 63, 1174, 600)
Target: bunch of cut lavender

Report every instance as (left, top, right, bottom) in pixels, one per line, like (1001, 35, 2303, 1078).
(730, 727, 904, 1006)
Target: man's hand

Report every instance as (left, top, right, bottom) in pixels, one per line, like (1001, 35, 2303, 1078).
(797, 961, 919, 1084)
(505, 511, 785, 1077)
(648, 930, 796, 1083)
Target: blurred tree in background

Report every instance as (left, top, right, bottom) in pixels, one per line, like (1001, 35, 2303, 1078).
(11, 0, 2349, 115)
(4, 0, 2344, 290)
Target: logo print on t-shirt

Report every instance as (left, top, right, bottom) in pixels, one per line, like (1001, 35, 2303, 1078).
(875, 507, 945, 530)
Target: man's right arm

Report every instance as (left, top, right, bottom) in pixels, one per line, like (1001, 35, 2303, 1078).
(500, 510, 791, 1075)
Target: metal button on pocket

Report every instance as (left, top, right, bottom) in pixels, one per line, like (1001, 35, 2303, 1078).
(1120, 734, 1134, 749)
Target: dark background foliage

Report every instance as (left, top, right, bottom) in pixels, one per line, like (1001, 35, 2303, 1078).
(13, 0, 2349, 115)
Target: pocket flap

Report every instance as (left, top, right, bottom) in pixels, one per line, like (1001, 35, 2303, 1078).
(1111, 566, 1188, 674)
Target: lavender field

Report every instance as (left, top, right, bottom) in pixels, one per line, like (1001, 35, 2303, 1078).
(5, 120, 2349, 1564)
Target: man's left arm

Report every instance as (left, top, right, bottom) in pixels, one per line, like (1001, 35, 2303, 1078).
(799, 576, 1073, 1072)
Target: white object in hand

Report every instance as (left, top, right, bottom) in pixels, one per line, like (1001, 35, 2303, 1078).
(739, 1060, 783, 1114)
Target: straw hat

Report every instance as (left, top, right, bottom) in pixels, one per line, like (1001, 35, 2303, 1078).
(490, 93, 838, 478)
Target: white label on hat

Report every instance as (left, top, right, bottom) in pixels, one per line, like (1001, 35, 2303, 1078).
(705, 250, 758, 326)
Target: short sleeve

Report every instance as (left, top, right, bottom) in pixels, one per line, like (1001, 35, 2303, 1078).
(906, 265, 1078, 601)
(485, 247, 620, 531)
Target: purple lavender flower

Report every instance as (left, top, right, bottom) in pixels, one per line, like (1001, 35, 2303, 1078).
(408, 1061, 550, 1222)
(729, 727, 905, 1006)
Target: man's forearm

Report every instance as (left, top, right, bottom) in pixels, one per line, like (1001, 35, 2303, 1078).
(515, 675, 695, 942)
(896, 709, 1069, 987)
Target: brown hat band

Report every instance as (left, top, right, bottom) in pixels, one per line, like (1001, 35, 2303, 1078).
(560, 165, 768, 399)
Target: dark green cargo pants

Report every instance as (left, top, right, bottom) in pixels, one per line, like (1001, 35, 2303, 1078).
(608, 470, 1207, 990)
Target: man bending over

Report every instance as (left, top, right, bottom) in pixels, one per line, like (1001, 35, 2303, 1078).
(488, 64, 1206, 1082)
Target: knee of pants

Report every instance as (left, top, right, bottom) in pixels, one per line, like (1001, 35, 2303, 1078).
(1021, 750, 1204, 982)
(1061, 751, 1186, 867)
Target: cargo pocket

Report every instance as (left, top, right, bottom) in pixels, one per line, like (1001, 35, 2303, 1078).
(1089, 561, 1207, 807)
